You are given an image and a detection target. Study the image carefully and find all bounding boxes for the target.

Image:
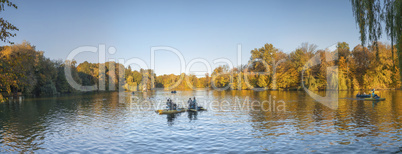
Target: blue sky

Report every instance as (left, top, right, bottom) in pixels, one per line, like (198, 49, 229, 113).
(1, 0, 388, 75)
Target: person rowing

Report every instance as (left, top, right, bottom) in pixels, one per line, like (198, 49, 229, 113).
(371, 89, 379, 98)
(166, 98, 171, 110)
(166, 98, 177, 110)
(193, 97, 197, 110)
(188, 98, 194, 109)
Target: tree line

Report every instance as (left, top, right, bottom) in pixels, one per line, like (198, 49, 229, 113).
(163, 42, 400, 91)
(0, 41, 400, 102)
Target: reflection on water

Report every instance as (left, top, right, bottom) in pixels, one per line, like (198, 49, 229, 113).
(166, 113, 179, 126)
(0, 90, 401, 153)
(188, 111, 198, 121)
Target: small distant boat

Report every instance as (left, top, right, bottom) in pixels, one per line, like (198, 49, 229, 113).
(364, 97, 385, 101)
(356, 94, 371, 98)
(171, 91, 177, 93)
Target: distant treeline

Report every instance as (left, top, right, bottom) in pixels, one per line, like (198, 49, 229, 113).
(0, 41, 400, 101)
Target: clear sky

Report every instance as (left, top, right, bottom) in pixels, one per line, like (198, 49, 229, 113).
(0, 0, 388, 75)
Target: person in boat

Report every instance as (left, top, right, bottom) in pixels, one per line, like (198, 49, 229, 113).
(188, 98, 194, 109)
(166, 98, 172, 110)
(371, 89, 379, 98)
(193, 97, 197, 110)
(357, 92, 368, 97)
(172, 100, 177, 110)
(166, 99, 170, 110)
(170, 99, 177, 110)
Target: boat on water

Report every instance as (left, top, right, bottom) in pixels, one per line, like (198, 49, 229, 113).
(156, 108, 186, 114)
(188, 106, 207, 112)
(356, 94, 371, 98)
(156, 97, 207, 114)
(364, 97, 386, 101)
(357, 89, 384, 100)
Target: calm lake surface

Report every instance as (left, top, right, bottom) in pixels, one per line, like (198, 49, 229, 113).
(0, 90, 401, 153)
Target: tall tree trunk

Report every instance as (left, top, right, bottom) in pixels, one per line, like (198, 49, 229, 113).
(399, 43, 402, 89)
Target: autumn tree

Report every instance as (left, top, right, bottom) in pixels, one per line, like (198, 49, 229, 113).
(351, 0, 402, 88)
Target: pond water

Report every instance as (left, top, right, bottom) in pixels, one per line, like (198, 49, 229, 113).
(0, 90, 401, 153)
